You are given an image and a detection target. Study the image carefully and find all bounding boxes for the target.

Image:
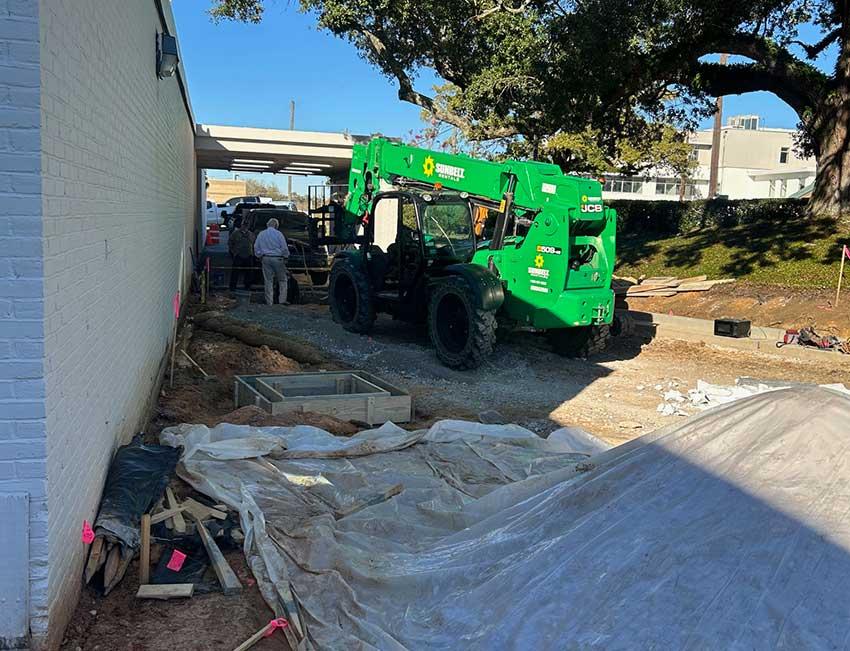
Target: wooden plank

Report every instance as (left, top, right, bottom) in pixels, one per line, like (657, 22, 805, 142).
(193, 516, 243, 595)
(166, 487, 187, 533)
(625, 291, 678, 298)
(182, 496, 227, 521)
(84, 536, 105, 584)
(136, 583, 195, 600)
(150, 506, 186, 525)
(139, 514, 151, 585)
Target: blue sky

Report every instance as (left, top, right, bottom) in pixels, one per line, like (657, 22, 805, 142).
(172, 2, 831, 193)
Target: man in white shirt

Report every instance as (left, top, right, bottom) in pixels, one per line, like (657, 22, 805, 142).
(253, 217, 290, 305)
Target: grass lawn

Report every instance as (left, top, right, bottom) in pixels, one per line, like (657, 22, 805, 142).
(615, 216, 849, 288)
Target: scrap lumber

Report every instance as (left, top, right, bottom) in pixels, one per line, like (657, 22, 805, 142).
(620, 275, 734, 298)
(182, 496, 227, 521)
(166, 487, 187, 533)
(140, 514, 151, 585)
(136, 584, 195, 600)
(193, 515, 243, 596)
(192, 311, 327, 365)
(150, 505, 186, 525)
(84, 536, 106, 584)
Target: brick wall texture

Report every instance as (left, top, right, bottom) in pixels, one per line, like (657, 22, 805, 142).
(1, 1, 197, 648)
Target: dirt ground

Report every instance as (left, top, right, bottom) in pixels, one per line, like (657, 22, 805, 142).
(624, 280, 850, 338)
(226, 299, 848, 444)
(61, 293, 849, 650)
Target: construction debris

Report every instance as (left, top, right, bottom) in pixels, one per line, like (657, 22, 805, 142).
(614, 274, 735, 297)
(656, 377, 850, 416)
(83, 437, 179, 594)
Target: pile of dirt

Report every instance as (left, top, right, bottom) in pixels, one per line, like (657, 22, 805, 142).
(624, 281, 850, 337)
(187, 332, 301, 377)
(215, 405, 359, 436)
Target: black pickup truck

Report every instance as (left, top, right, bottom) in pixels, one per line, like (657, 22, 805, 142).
(244, 208, 332, 286)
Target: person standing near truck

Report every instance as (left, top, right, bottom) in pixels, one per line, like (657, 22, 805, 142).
(254, 217, 290, 305)
(227, 219, 255, 291)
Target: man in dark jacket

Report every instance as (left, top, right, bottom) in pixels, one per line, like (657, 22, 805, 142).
(228, 220, 255, 291)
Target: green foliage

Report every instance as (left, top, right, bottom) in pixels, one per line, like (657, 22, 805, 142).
(210, 0, 847, 211)
(245, 178, 286, 200)
(612, 198, 810, 235)
(616, 204, 844, 288)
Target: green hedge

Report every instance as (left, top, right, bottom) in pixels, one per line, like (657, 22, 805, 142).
(610, 198, 809, 235)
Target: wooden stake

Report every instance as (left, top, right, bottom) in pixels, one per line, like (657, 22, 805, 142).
(139, 514, 151, 585)
(232, 621, 278, 651)
(84, 536, 105, 584)
(137, 583, 194, 600)
(836, 246, 847, 307)
(180, 350, 209, 378)
(165, 487, 187, 533)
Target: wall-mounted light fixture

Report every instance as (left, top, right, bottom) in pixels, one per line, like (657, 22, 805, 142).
(156, 32, 179, 79)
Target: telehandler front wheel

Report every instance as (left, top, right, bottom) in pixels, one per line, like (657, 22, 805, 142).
(329, 259, 375, 334)
(549, 324, 611, 359)
(428, 277, 497, 370)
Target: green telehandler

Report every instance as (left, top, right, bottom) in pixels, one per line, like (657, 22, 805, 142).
(312, 138, 616, 369)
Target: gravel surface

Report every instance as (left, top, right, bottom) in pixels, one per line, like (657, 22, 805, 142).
(225, 300, 849, 444)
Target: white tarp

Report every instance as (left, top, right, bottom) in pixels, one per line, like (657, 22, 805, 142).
(162, 387, 850, 649)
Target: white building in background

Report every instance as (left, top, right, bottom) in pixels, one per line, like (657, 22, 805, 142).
(602, 116, 816, 201)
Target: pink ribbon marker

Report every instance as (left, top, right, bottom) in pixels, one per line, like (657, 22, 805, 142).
(172, 291, 181, 320)
(81, 520, 95, 544)
(263, 618, 289, 637)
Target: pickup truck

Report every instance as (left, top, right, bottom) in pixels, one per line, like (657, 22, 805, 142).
(218, 195, 273, 223)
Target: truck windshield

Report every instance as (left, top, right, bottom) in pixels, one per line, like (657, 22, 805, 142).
(421, 201, 474, 261)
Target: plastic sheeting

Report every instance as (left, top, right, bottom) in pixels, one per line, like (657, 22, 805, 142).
(94, 435, 180, 550)
(162, 387, 850, 649)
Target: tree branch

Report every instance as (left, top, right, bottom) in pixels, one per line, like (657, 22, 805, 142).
(472, 0, 532, 21)
(695, 61, 815, 114)
(791, 28, 841, 59)
(695, 32, 828, 111)
(359, 27, 519, 139)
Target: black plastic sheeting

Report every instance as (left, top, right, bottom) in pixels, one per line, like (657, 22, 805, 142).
(93, 435, 180, 550)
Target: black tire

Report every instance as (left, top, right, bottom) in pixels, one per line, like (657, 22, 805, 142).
(329, 259, 375, 334)
(428, 277, 497, 369)
(610, 311, 635, 338)
(549, 324, 611, 358)
(286, 275, 301, 305)
(309, 270, 329, 287)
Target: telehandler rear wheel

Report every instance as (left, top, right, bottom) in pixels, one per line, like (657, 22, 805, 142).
(329, 259, 375, 334)
(549, 324, 611, 359)
(428, 277, 497, 369)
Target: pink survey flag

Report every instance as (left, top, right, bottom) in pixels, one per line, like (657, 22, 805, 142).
(81, 520, 95, 544)
(166, 549, 187, 572)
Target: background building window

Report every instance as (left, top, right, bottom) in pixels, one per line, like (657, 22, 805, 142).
(603, 177, 644, 194)
(779, 147, 789, 164)
(654, 177, 704, 199)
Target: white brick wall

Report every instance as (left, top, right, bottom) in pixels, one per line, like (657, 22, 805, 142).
(37, 0, 196, 648)
(0, 0, 47, 647)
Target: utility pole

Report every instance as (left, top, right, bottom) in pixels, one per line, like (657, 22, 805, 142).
(288, 100, 295, 200)
(708, 53, 728, 199)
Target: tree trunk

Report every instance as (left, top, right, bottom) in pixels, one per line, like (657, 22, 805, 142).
(810, 102, 850, 223)
(811, 25, 850, 224)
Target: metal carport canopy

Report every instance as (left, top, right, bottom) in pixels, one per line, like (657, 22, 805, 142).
(195, 124, 370, 181)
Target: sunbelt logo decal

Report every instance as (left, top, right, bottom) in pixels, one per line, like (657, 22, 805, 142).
(423, 156, 436, 177)
(422, 155, 465, 182)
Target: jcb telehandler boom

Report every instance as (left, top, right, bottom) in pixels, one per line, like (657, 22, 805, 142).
(314, 137, 616, 369)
